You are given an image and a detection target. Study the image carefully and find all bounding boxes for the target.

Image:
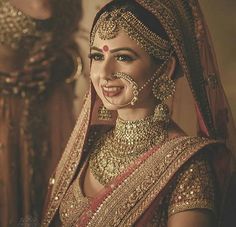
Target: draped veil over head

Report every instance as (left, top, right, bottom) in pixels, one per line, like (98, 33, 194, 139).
(42, 0, 236, 226)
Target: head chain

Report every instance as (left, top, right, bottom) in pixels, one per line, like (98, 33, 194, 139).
(90, 8, 173, 60)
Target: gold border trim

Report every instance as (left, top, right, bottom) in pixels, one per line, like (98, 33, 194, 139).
(42, 90, 92, 227)
(86, 137, 217, 226)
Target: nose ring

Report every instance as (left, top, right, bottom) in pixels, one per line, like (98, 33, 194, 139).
(104, 79, 108, 85)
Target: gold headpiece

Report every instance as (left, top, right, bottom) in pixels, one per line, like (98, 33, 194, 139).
(90, 8, 173, 60)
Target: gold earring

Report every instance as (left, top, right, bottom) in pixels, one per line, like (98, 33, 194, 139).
(154, 103, 170, 123)
(98, 105, 112, 121)
(152, 73, 176, 102)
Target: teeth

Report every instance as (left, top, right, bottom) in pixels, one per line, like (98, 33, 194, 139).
(103, 87, 122, 92)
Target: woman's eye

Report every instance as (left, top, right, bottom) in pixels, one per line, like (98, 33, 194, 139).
(115, 55, 135, 62)
(88, 53, 104, 61)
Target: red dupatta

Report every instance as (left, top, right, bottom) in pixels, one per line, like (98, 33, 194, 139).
(74, 136, 218, 227)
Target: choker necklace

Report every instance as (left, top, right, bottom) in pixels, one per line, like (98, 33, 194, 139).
(89, 112, 169, 185)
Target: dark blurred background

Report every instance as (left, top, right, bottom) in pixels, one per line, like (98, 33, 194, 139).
(200, 0, 236, 122)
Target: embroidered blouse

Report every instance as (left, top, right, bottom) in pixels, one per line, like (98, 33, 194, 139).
(59, 152, 215, 226)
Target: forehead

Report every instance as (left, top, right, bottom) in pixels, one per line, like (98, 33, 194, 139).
(92, 30, 148, 55)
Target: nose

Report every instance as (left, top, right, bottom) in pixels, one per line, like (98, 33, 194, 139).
(99, 58, 116, 81)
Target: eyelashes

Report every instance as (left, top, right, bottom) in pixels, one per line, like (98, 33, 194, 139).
(114, 55, 135, 62)
(88, 53, 104, 61)
(88, 52, 136, 62)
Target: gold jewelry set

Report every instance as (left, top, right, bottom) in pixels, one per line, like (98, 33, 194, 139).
(90, 110, 170, 185)
(94, 7, 176, 120)
(97, 66, 176, 121)
(152, 72, 176, 102)
(92, 5, 177, 185)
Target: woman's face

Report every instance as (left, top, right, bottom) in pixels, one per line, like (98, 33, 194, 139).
(90, 30, 157, 110)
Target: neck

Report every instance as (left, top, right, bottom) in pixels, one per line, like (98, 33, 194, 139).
(117, 104, 156, 121)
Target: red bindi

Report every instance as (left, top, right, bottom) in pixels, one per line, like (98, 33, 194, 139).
(103, 45, 109, 52)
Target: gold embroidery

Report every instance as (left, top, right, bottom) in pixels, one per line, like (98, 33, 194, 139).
(91, 9, 173, 60)
(168, 155, 215, 216)
(59, 174, 89, 226)
(87, 137, 217, 226)
(149, 154, 215, 226)
(42, 92, 92, 227)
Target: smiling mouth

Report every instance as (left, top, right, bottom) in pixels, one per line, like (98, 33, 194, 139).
(102, 86, 123, 97)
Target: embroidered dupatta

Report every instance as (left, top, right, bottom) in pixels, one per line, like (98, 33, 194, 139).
(76, 137, 217, 227)
(41, 87, 218, 226)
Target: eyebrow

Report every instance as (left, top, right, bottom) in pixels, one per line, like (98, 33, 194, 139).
(90, 46, 102, 52)
(90, 46, 139, 57)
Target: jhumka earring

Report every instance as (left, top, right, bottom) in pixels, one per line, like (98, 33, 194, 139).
(98, 105, 112, 121)
(154, 103, 170, 123)
(152, 73, 175, 123)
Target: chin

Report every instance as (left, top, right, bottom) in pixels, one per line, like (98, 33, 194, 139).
(103, 102, 120, 111)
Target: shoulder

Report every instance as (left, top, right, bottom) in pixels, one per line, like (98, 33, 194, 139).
(165, 121, 221, 154)
(164, 135, 220, 158)
(168, 151, 217, 216)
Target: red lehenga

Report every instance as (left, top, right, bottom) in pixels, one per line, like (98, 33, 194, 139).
(42, 0, 236, 226)
(0, 0, 78, 226)
(41, 89, 221, 227)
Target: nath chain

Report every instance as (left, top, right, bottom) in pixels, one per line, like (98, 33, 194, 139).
(139, 59, 168, 92)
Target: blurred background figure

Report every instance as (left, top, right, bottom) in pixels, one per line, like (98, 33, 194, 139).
(0, 0, 82, 226)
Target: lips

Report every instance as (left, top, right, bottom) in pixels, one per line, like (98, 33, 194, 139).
(102, 86, 123, 97)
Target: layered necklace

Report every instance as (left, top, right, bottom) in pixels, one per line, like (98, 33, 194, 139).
(89, 111, 169, 185)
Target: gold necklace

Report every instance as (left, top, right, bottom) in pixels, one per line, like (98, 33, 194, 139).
(89, 113, 169, 185)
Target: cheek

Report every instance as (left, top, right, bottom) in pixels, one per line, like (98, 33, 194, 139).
(130, 63, 153, 84)
(90, 62, 96, 77)
(90, 73, 100, 91)
(133, 71, 150, 87)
